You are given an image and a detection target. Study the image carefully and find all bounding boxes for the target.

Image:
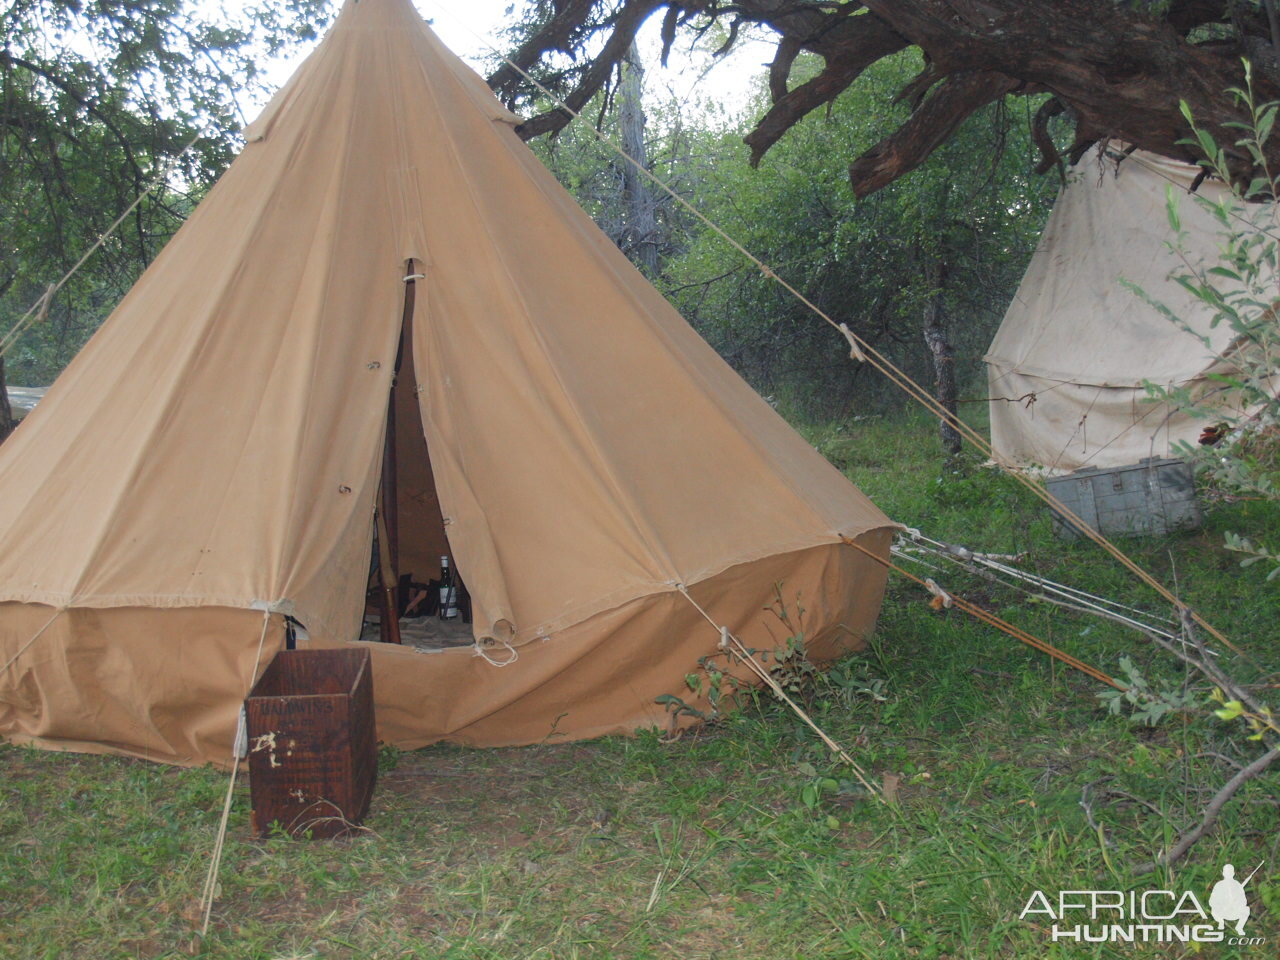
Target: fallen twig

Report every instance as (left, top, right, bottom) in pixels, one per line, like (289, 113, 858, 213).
(1131, 745, 1280, 875)
(1080, 778, 1116, 849)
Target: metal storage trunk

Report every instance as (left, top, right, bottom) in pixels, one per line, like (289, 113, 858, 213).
(245, 647, 376, 839)
(1045, 457, 1201, 539)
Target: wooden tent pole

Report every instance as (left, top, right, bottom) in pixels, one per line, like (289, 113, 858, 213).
(375, 260, 417, 645)
(374, 495, 400, 644)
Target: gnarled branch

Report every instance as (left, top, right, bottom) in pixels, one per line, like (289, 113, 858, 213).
(848, 70, 1020, 197)
(747, 14, 908, 165)
(492, 0, 1280, 197)
(508, 0, 665, 142)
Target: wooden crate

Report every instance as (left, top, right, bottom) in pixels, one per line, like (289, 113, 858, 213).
(245, 647, 377, 839)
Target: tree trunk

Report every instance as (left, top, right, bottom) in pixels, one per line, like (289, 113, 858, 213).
(618, 42, 659, 275)
(0, 356, 13, 445)
(923, 260, 961, 457)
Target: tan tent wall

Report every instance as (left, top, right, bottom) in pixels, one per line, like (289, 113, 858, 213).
(1, 604, 286, 765)
(2, 536, 888, 766)
(0, 0, 893, 766)
(986, 146, 1257, 474)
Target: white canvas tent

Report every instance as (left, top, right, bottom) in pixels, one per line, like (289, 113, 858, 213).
(985, 145, 1256, 475)
(0, 0, 893, 766)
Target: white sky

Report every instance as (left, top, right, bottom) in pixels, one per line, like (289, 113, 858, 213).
(234, 0, 775, 121)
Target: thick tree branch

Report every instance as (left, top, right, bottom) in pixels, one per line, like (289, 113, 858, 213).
(746, 13, 907, 165)
(768, 35, 803, 102)
(509, 0, 665, 142)
(487, 0, 601, 96)
(495, 0, 1280, 195)
(1031, 97, 1066, 176)
(858, 0, 1279, 185)
(848, 70, 1020, 197)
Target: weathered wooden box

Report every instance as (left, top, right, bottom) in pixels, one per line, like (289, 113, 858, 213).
(1045, 457, 1201, 539)
(245, 648, 376, 839)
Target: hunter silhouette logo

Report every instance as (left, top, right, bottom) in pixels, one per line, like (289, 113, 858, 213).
(1210, 862, 1262, 936)
(1019, 860, 1267, 945)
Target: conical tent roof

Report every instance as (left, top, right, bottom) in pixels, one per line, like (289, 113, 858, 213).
(0, 0, 892, 765)
(985, 146, 1255, 474)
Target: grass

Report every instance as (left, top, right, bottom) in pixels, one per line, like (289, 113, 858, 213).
(3, 410, 1279, 959)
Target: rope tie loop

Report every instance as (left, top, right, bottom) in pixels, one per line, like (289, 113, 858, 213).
(34, 284, 56, 324)
(837, 322, 867, 363)
(923, 578, 953, 610)
(475, 636, 519, 667)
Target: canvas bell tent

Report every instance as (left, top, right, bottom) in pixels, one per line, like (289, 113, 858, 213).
(0, 0, 892, 766)
(985, 145, 1256, 475)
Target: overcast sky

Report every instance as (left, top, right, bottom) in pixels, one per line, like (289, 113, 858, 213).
(235, 0, 774, 120)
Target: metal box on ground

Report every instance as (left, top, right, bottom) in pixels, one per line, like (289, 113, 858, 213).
(245, 647, 376, 839)
(1045, 457, 1201, 539)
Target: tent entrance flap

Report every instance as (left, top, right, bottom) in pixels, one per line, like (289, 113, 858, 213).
(372, 264, 415, 643)
(369, 261, 453, 633)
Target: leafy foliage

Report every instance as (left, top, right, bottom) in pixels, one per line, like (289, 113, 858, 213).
(1145, 62, 1280, 578)
(655, 52, 1059, 419)
(0, 0, 330, 386)
(1096, 655, 1198, 726)
(533, 46, 1059, 422)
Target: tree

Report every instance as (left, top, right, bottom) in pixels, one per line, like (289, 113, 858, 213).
(656, 51, 1056, 425)
(618, 42, 661, 274)
(489, 1, 1280, 197)
(0, 0, 330, 410)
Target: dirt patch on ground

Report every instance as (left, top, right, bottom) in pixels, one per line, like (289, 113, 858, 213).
(372, 743, 610, 849)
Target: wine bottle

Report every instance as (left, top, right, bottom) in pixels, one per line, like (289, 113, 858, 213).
(438, 555, 459, 620)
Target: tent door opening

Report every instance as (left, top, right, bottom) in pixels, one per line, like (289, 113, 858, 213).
(366, 259, 472, 647)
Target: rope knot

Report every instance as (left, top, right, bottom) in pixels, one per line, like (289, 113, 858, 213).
(924, 578, 953, 610)
(837, 322, 867, 363)
(474, 636, 519, 667)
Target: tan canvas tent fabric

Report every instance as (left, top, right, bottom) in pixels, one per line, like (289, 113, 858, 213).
(986, 145, 1257, 475)
(0, 0, 892, 766)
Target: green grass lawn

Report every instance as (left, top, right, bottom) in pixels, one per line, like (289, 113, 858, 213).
(2, 411, 1278, 959)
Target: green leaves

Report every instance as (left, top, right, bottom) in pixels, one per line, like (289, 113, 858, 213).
(1165, 183, 1182, 234)
(1096, 655, 1197, 726)
(0, 0, 332, 383)
(1213, 699, 1245, 722)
